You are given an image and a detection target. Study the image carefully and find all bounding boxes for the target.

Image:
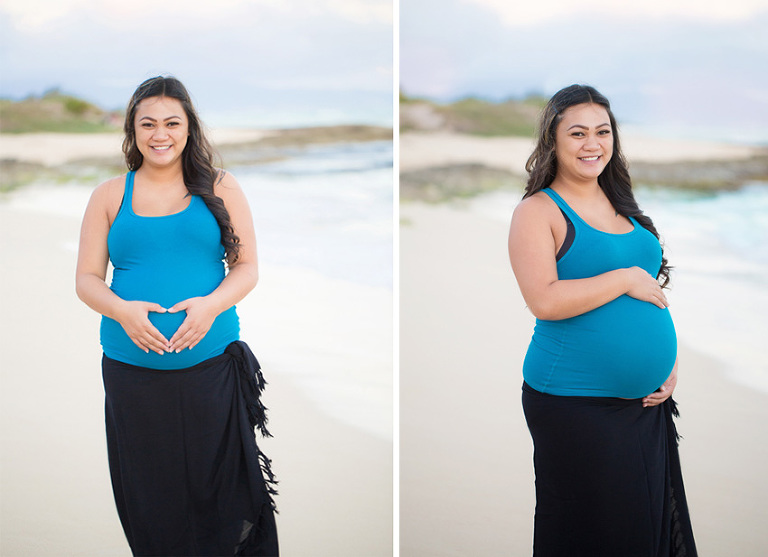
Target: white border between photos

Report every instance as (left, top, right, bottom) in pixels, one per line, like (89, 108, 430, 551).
(392, 0, 401, 554)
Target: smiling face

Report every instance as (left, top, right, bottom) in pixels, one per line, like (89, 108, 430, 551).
(133, 96, 189, 169)
(554, 102, 613, 184)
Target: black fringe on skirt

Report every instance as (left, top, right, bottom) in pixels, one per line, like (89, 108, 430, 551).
(522, 382, 696, 557)
(103, 341, 278, 556)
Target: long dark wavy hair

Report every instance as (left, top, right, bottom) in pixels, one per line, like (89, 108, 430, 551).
(122, 76, 241, 264)
(524, 84, 670, 287)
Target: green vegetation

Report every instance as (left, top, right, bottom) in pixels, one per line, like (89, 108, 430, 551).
(399, 90, 418, 104)
(400, 91, 545, 137)
(438, 97, 540, 137)
(0, 89, 122, 133)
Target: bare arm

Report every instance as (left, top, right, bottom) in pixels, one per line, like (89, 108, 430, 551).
(167, 171, 258, 352)
(75, 178, 170, 354)
(507, 194, 668, 321)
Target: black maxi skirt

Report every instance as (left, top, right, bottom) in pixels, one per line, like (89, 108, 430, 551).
(102, 341, 278, 557)
(522, 382, 696, 557)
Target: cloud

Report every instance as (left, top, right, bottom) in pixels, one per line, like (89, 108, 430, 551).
(328, 0, 392, 24)
(401, 0, 768, 138)
(461, 0, 768, 26)
(0, 0, 392, 98)
(1, 0, 391, 33)
(0, 0, 393, 126)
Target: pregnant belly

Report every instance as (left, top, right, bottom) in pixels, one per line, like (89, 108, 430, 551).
(110, 269, 222, 340)
(529, 296, 677, 398)
(148, 310, 187, 341)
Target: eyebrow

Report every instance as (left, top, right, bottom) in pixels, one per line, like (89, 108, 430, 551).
(138, 115, 183, 122)
(567, 123, 611, 130)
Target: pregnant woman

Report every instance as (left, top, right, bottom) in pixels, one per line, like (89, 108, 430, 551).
(508, 84, 696, 556)
(76, 76, 278, 556)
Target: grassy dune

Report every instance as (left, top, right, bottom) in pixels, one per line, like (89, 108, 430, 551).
(400, 93, 545, 137)
(0, 90, 122, 134)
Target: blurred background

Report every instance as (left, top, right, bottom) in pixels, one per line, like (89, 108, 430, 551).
(402, 0, 768, 143)
(399, 1, 768, 556)
(399, 0, 768, 355)
(1, 1, 393, 556)
(1, 0, 393, 127)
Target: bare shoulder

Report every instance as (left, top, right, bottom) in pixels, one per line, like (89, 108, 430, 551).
(92, 174, 125, 197)
(88, 174, 126, 219)
(511, 190, 559, 224)
(213, 169, 245, 199)
(213, 169, 240, 190)
(213, 169, 254, 221)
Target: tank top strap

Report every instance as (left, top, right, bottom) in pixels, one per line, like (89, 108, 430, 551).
(116, 171, 136, 219)
(542, 188, 580, 223)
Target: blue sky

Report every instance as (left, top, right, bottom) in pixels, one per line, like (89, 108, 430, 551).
(401, 0, 768, 143)
(0, 0, 393, 127)
(2, 0, 767, 140)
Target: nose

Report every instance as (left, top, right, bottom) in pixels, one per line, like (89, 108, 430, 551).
(584, 133, 600, 150)
(152, 126, 170, 140)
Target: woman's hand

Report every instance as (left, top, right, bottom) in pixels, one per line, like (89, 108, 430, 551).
(625, 267, 669, 309)
(115, 301, 170, 355)
(508, 194, 670, 320)
(167, 297, 219, 353)
(643, 359, 678, 407)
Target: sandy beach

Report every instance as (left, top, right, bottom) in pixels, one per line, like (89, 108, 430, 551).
(0, 131, 392, 556)
(399, 130, 766, 173)
(399, 201, 768, 556)
(399, 105, 768, 557)
(8, 129, 760, 173)
(0, 208, 392, 557)
(3, 124, 768, 556)
(0, 129, 275, 167)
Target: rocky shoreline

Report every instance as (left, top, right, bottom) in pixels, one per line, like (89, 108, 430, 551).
(400, 164, 525, 203)
(400, 155, 768, 202)
(0, 125, 393, 192)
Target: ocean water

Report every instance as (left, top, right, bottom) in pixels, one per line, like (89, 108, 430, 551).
(636, 184, 768, 394)
(3, 140, 395, 441)
(232, 141, 394, 440)
(233, 140, 394, 289)
(469, 182, 768, 394)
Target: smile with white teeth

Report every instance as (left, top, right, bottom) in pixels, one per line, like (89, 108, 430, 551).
(579, 155, 600, 161)
(152, 145, 171, 151)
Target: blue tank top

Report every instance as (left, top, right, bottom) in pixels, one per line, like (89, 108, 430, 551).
(100, 171, 240, 369)
(522, 188, 677, 398)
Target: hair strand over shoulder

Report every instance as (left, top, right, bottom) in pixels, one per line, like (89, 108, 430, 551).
(524, 84, 671, 287)
(122, 76, 241, 264)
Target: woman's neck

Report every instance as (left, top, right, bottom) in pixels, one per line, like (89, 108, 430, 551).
(136, 163, 185, 186)
(550, 176, 602, 201)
